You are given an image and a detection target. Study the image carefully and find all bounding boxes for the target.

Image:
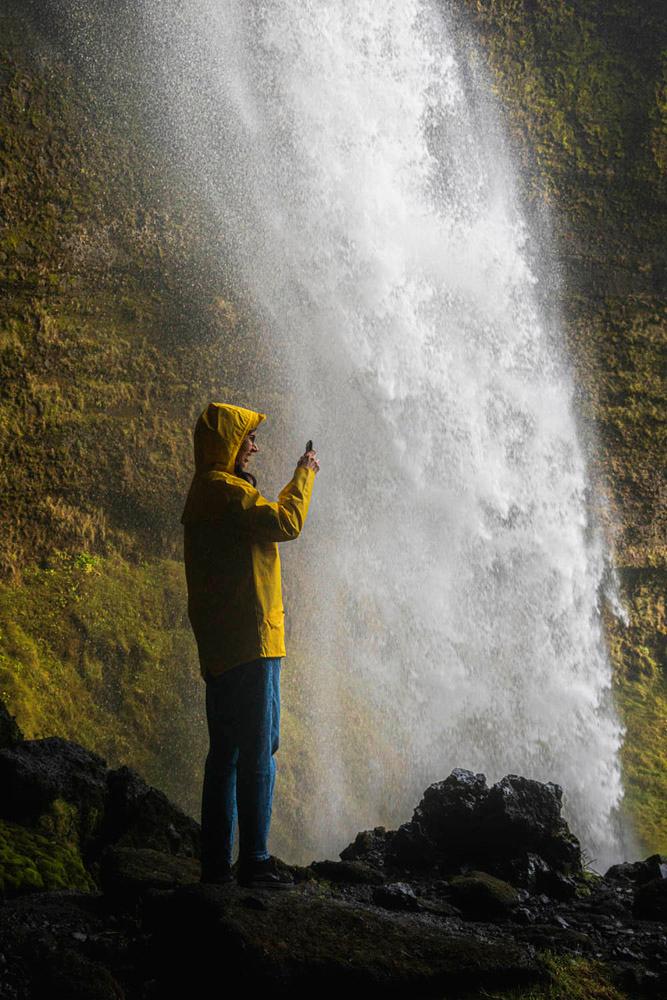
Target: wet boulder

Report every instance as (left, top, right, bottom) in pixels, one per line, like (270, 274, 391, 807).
(446, 870, 519, 921)
(605, 854, 667, 885)
(476, 775, 582, 874)
(0, 738, 108, 846)
(633, 878, 667, 921)
(0, 740, 200, 875)
(385, 769, 582, 886)
(412, 768, 488, 855)
(144, 882, 541, 996)
(339, 825, 391, 869)
(0, 698, 23, 748)
(385, 820, 439, 870)
(533, 869, 579, 901)
(310, 858, 385, 885)
(98, 765, 200, 859)
(371, 882, 420, 912)
(99, 846, 200, 903)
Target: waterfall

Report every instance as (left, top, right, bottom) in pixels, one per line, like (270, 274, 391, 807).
(133, 0, 632, 869)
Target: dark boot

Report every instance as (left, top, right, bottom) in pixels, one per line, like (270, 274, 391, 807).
(238, 855, 295, 890)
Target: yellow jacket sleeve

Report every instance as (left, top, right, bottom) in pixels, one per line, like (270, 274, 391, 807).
(211, 465, 316, 542)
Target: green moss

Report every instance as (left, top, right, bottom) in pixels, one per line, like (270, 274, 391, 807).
(465, 0, 665, 234)
(605, 571, 667, 854)
(472, 950, 628, 999)
(566, 296, 665, 566)
(448, 871, 519, 917)
(0, 816, 96, 895)
(0, 552, 205, 820)
(0, 36, 249, 579)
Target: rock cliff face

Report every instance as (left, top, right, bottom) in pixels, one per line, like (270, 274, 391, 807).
(0, 0, 664, 855)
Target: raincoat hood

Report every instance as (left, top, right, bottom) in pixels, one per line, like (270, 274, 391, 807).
(194, 402, 266, 475)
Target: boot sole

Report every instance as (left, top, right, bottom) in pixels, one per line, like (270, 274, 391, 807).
(238, 878, 296, 890)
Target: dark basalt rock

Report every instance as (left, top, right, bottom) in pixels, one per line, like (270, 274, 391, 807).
(99, 846, 201, 902)
(385, 820, 438, 870)
(371, 882, 420, 911)
(339, 825, 392, 868)
(310, 858, 386, 885)
(0, 700, 24, 748)
(606, 853, 667, 885)
(0, 737, 201, 896)
(143, 882, 541, 996)
(633, 877, 667, 921)
(98, 765, 200, 859)
(445, 870, 519, 921)
(0, 890, 125, 1000)
(374, 768, 582, 888)
(533, 869, 579, 901)
(475, 775, 582, 873)
(33, 948, 126, 1000)
(412, 767, 489, 853)
(0, 738, 108, 836)
(2, 752, 666, 997)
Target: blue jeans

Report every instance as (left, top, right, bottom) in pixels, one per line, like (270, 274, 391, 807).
(201, 657, 281, 873)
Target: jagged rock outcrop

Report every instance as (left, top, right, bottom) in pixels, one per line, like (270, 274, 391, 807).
(345, 768, 582, 897)
(0, 735, 200, 895)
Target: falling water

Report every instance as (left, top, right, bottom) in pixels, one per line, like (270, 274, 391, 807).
(130, 0, 633, 869)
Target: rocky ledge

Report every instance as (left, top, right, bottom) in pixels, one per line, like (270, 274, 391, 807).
(0, 702, 665, 999)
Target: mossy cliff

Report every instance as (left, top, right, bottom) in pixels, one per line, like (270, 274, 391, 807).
(0, 7, 239, 828)
(0, 0, 664, 862)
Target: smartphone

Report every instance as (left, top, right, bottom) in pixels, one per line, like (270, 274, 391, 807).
(305, 439, 313, 452)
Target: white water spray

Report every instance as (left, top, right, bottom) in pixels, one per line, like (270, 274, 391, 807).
(142, 0, 631, 869)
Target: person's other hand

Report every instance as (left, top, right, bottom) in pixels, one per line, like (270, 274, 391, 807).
(297, 449, 320, 473)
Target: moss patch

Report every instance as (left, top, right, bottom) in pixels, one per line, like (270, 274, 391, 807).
(0, 551, 204, 819)
(606, 569, 667, 854)
(472, 949, 628, 999)
(0, 816, 96, 895)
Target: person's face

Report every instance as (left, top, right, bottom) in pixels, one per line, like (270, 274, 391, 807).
(237, 429, 259, 471)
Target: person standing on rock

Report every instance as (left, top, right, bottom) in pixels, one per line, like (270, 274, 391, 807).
(181, 402, 319, 890)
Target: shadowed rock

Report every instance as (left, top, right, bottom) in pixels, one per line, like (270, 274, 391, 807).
(605, 854, 667, 885)
(339, 826, 392, 869)
(310, 859, 386, 885)
(0, 738, 200, 874)
(99, 845, 201, 901)
(143, 882, 542, 996)
(0, 701, 24, 748)
(413, 767, 489, 853)
(373, 769, 582, 887)
(0, 738, 108, 839)
(633, 878, 667, 921)
(476, 775, 581, 872)
(98, 765, 200, 859)
(445, 871, 519, 921)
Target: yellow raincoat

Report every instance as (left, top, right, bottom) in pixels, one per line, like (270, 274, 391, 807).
(181, 402, 316, 680)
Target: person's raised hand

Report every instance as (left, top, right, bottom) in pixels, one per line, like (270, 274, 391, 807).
(297, 448, 320, 473)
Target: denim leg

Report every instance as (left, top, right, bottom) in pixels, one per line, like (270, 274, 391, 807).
(236, 657, 282, 864)
(269, 660, 281, 806)
(201, 673, 238, 872)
